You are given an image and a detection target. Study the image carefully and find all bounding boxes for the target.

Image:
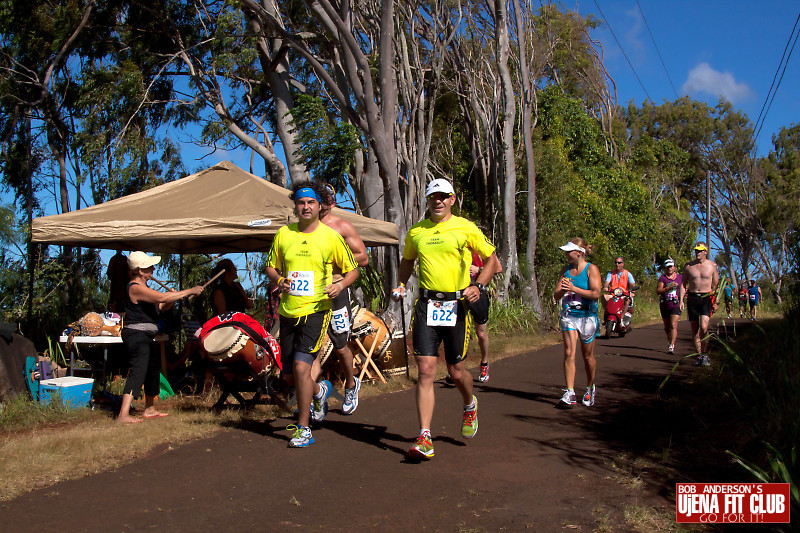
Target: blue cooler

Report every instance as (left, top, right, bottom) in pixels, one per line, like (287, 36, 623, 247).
(38, 377, 94, 408)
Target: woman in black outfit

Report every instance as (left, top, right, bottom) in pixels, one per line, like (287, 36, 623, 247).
(210, 258, 254, 316)
(117, 252, 204, 424)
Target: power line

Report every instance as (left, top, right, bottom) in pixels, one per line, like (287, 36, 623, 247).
(753, 11, 800, 143)
(592, 0, 652, 102)
(635, 0, 678, 99)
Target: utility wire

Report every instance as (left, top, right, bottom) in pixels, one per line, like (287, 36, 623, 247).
(635, 0, 678, 98)
(592, 0, 652, 102)
(753, 11, 800, 142)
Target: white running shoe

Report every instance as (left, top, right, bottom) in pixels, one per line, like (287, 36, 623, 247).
(559, 389, 577, 407)
(342, 377, 361, 415)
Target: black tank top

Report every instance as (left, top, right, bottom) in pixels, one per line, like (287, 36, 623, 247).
(211, 281, 246, 316)
(124, 281, 159, 325)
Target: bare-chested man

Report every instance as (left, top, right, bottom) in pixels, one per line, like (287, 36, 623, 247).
(679, 242, 719, 366)
(310, 183, 369, 415)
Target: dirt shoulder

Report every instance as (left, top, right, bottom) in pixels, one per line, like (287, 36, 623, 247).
(0, 320, 763, 532)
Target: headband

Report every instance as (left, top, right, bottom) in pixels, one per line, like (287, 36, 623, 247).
(294, 187, 320, 202)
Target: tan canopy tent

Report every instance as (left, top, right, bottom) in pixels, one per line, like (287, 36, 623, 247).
(31, 161, 398, 253)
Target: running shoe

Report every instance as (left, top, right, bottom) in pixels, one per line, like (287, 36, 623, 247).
(694, 354, 711, 367)
(444, 373, 454, 385)
(559, 389, 577, 407)
(478, 363, 490, 383)
(408, 434, 434, 459)
(287, 424, 314, 448)
(581, 385, 595, 407)
(461, 395, 479, 439)
(668, 344, 675, 354)
(310, 380, 332, 422)
(342, 377, 361, 415)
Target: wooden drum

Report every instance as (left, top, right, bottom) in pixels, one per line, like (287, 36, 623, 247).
(202, 326, 274, 375)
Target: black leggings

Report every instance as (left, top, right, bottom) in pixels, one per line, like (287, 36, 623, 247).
(121, 329, 161, 398)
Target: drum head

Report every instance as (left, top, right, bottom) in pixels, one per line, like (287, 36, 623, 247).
(203, 327, 248, 360)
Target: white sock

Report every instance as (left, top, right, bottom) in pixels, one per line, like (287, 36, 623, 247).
(420, 429, 431, 438)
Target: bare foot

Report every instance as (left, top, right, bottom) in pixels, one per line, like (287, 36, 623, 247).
(142, 410, 169, 419)
(116, 415, 143, 424)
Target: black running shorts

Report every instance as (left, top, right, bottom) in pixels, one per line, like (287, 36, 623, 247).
(411, 298, 471, 365)
(327, 288, 352, 350)
(686, 293, 712, 322)
(279, 311, 331, 373)
(465, 290, 490, 325)
(659, 306, 681, 320)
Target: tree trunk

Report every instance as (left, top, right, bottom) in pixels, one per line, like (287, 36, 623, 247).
(494, 0, 518, 301)
(512, 0, 541, 315)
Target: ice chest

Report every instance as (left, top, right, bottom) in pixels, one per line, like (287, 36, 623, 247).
(38, 377, 94, 408)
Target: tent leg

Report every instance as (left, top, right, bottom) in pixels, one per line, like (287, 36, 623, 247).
(394, 245, 409, 379)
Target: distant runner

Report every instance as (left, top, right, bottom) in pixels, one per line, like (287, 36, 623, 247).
(723, 284, 733, 319)
(656, 258, 682, 354)
(554, 238, 601, 408)
(392, 178, 500, 460)
(468, 252, 502, 383)
(747, 280, 763, 321)
(680, 242, 719, 367)
(738, 284, 748, 318)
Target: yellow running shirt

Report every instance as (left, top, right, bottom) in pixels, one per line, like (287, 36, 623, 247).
(403, 215, 495, 292)
(267, 222, 358, 318)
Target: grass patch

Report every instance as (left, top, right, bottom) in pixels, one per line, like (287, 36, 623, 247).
(0, 395, 95, 434)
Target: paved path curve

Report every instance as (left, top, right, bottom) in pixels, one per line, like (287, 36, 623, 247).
(0, 320, 742, 532)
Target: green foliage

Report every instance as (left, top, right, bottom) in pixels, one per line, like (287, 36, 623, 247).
(533, 87, 676, 295)
(487, 298, 538, 335)
(289, 94, 361, 189)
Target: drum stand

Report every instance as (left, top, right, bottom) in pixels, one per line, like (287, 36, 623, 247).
(351, 324, 387, 384)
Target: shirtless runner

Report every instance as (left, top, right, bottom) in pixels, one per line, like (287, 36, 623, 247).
(311, 183, 369, 415)
(679, 242, 719, 367)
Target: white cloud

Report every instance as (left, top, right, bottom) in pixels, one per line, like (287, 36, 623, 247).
(624, 7, 646, 60)
(681, 62, 754, 104)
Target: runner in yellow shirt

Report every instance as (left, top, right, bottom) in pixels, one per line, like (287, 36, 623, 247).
(266, 181, 358, 448)
(392, 178, 500, 460)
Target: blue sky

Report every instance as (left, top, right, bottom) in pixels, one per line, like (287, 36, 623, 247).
(576, 0, 800, 155)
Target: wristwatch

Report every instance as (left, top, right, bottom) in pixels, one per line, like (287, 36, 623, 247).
(472, 282, 485, 293)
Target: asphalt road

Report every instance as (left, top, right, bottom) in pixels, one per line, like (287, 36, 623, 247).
(0, 319, 746, 532)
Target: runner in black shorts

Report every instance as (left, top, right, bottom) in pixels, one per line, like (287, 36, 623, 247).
(392, 178, 500, 460)
(266, 181, 359, 448)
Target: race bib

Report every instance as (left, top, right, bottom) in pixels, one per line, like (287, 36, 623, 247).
(666, 288, 679, 303)
(427, 300, 457, 327)
(287, 271, 314, 296)
(749, 292, 757, 301)
(564, 291, 583, 309)
(331, 306, 350, 334)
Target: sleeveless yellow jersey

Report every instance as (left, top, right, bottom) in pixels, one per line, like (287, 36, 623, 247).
(403, 215, 495, 292)
(267, 222, 357, 317)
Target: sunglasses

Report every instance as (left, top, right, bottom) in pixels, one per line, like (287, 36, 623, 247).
(615, 261, 624, 264)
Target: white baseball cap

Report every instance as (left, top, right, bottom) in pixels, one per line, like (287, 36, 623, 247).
(128, 251, 161, 270)
(425, 178, 455, 197)
(559, 242, 585, 253)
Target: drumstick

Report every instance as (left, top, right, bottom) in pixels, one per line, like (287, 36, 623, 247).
(150, 277, 174, 291)
(202, 269, 226, 289)
(186, 269, 227, 300)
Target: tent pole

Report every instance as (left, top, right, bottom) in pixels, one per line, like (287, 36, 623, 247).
(394, 244, 409, 379)
(26, 241, 35, 330)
